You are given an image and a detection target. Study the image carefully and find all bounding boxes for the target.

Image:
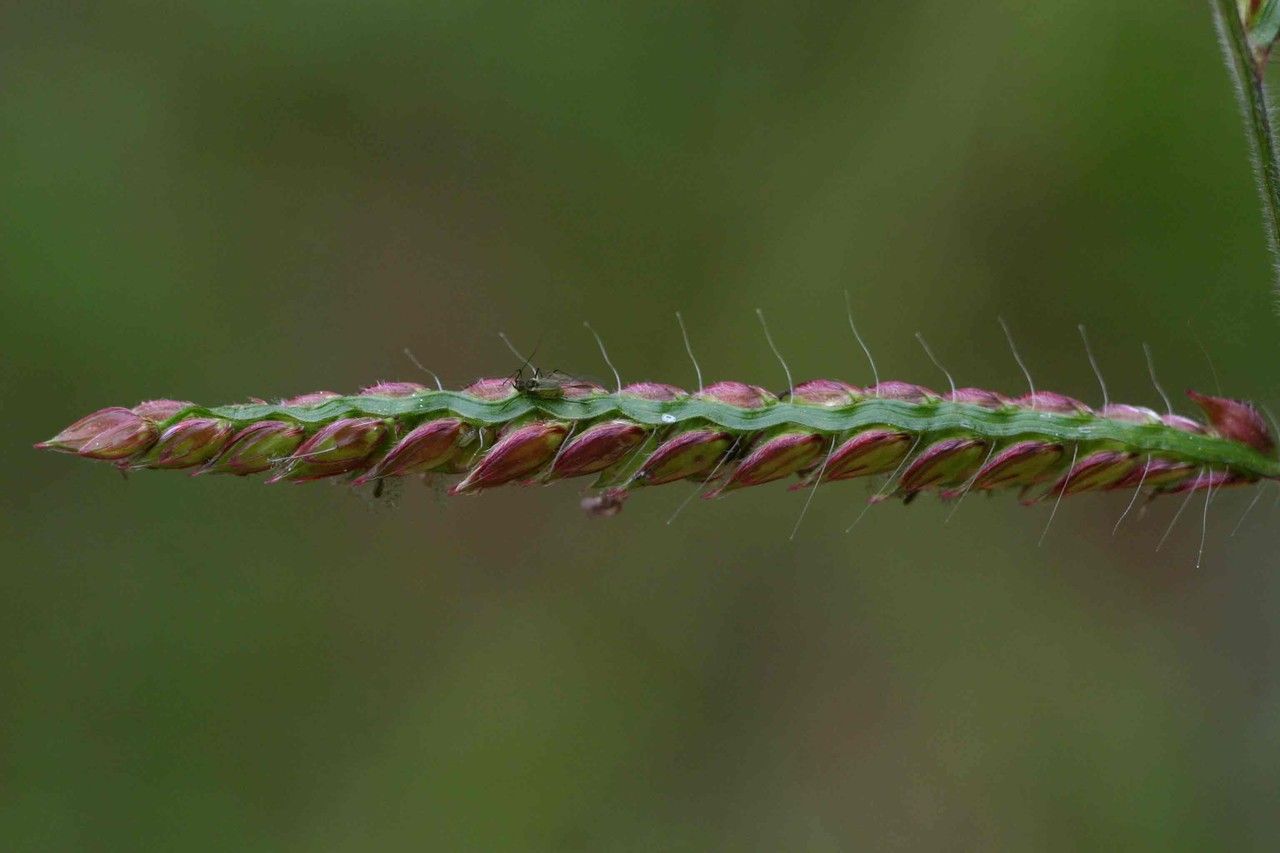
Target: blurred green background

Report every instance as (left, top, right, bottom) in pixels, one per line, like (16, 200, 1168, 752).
(5, 2, 1280, 849)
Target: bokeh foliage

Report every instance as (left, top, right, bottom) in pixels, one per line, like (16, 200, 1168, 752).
(4, 2, 1280, 849)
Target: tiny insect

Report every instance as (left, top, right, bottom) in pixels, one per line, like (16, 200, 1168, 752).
(499, 332, 597, 399)
(511, 365, 596, 399)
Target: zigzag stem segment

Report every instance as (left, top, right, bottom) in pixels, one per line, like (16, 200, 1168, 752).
(35, 378, 1280, 517)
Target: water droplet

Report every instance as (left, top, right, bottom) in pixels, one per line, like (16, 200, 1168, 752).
(661, 413, 676, 424)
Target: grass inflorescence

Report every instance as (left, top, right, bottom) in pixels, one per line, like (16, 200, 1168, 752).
(35, 370, 1279, 531)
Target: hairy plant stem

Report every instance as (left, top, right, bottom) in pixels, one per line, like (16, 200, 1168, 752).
(1213, 0, 1280, 298)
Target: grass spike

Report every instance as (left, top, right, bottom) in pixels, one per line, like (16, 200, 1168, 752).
(36, 326, 1280, 535)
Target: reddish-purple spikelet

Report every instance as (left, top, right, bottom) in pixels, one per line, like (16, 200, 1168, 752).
(1161, 413, 1206, 434)
(966, 440, 1063, 491)
(787, 379, 859, 406)
(1014, 391, 1089, 414)
(353, 418, 467, 484)
(133, 399, 194, 421)
(1110, 458, 1196, 490)
(135, 418, 234, 470)
(792, 428, 911, 487)
(198, 421, 305, 476)
(281, 391, 342, 407)
(1044, 450, 1138, 497)
(360, 381, 426, 397)
(69, 410, 159, 461)
(36, 407, 146, 454)
(945, 387, 1010, 408)
(1098, 403, 1162, 424)
(708, 430, 824, 496)
(1160, 468, 1250, 494)
(547, 420, 649, 480)
(898, 438, 988, 493)
(268, 417, 386, 482)
(462, 378, 518, 401)
(868, 381, 935, 402)
(696, 381, 775, 408)
(634, 428, 732, 485)
(620, 382, 688, 401)
(450, 420, 568, 494)
(1187, 390, 1276, 455)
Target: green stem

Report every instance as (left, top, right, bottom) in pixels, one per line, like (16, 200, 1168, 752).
(1213, 0, 1280, 295)
(157, 391, 1280, 478)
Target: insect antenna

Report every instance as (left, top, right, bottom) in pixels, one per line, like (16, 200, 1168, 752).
(1112, 455, 1151, 535)
(915, 332, 957, 397)
(1078, 324, 1109, 409)
(1142, 343, 1174, 415)
(843, 290, 879, 390)
(499, 332, 552, 394)
(998, 316, 1036, 410)
(756, 308, 794, 398)
(583, 321, 622, 393)
(401, 347, 444, 390)
(1038, 443, 1079, 546)
(675, 311, 704, 393)
(789, 435, 836, 541)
